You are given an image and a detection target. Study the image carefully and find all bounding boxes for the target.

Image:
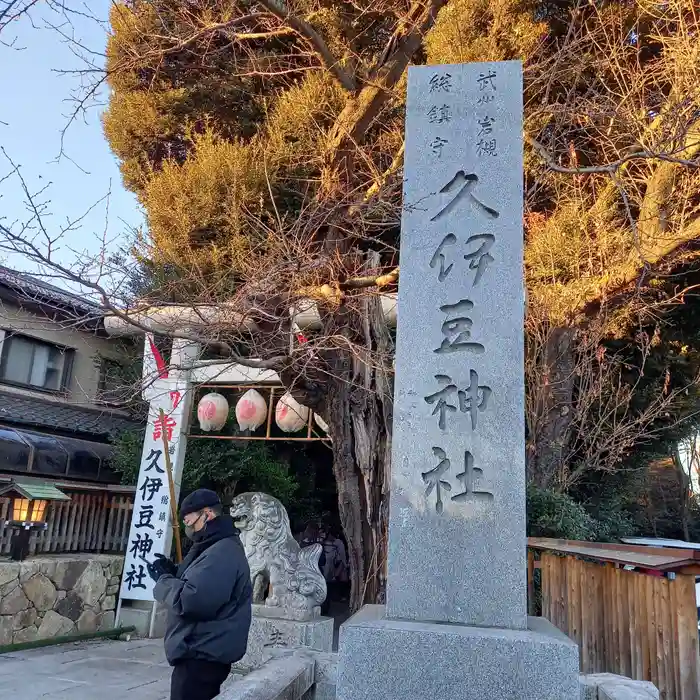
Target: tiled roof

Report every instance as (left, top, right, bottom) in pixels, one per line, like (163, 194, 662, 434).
(0, 265, 102, 318)
(0, 390, 141, 438)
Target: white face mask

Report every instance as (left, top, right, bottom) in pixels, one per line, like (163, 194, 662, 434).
(184, 512, 207, 540)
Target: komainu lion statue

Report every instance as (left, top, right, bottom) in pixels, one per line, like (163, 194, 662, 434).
(230, 492, 326, 618)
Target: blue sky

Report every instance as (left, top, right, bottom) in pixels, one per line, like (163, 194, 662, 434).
(0, 1, 142, 279)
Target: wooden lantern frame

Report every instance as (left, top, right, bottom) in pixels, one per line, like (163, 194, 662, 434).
(187, 383, 332, 443)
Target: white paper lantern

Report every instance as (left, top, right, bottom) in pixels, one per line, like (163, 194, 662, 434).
(235, 389, 268, 431)
(275, 392, 310, 433)
(197, 392, 229, 432)
(314, 414, 330, 433)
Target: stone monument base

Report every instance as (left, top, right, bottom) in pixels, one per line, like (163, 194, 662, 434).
(337, 606, 579, 700)
(118, 600, 168, 638)
(235, 612, 334, 671)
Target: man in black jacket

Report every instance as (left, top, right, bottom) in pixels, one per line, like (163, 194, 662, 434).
(147, 489, 252, 700)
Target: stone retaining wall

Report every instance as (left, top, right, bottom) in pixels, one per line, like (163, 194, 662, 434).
(0, 554, 123, 645)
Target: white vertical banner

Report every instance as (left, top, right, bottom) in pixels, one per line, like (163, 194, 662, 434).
(120, 338, 199, 602)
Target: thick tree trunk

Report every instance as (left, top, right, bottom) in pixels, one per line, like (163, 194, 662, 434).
(325, 292, 393, 611)
(528, 326, 577, 490)
(350, 292, 393, 605)
(311, 0, 445, 610)
(321, 0, 450, 199)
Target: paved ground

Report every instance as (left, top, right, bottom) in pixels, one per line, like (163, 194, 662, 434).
(0, 603, 351, 699)
(0, 638, 243, 699)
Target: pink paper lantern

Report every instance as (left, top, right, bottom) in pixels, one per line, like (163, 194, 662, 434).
(235, 389, 268, 431)
(197, 393, 229, 431)
(275, 392, 310, 433)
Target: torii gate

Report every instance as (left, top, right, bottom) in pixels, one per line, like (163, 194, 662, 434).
(108, 295, 397, 635)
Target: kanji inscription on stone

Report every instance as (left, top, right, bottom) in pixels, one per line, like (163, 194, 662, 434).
(387, 61, 525, 630)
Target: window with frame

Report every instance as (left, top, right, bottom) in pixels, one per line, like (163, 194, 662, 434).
(0, 332, 73, 392)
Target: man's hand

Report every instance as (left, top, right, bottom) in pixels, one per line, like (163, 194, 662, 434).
(147, 553, 177, 582)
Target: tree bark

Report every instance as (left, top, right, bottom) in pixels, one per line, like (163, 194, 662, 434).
(350, 286, 393, 605)
(529, 326, 577, 490)
(673, 446, 692, 542)
(326, 363, 368, 611)
(322, 0, 449, 199)
(323, 288, 393, 611)
(312, 0, 445, 609)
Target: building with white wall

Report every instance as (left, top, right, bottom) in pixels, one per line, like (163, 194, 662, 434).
(0, 266, 142, 484)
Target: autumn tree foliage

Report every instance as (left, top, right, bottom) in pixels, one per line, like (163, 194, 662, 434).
(82, 0, 700, 604)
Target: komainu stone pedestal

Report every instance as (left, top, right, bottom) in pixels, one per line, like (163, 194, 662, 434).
(337, 606, 579, 700)
(235, 612, 334, 671)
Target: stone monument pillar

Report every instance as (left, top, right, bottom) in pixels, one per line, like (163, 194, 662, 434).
(336, 61, 580, 700)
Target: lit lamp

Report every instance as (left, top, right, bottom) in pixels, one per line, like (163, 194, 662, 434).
(0, 481, 70, 561)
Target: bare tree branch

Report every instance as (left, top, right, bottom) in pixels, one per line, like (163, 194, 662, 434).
(0, 148, 288, 370)
(257, 0, 356, 92)
(525, 134, 700, 175)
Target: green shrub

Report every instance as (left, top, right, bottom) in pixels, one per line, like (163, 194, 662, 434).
(110, 429, 298, 508)
(527, 484, 598, 540)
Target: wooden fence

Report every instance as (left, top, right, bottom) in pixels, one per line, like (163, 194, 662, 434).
(0, 489, 134, 555)
(529, 538, 700, 700)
